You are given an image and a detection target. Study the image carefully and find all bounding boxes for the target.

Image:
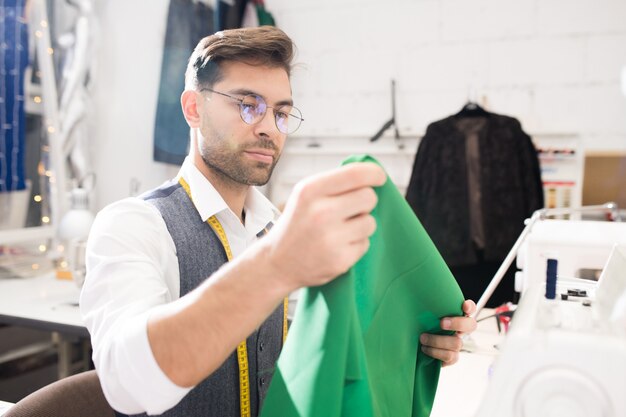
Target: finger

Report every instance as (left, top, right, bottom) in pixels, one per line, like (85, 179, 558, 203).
(306, 186, 377, 226)
(349, 238, 371, 262)
(462, 299, 477, 316)
(338, 213, 377, 244)
(306, 163, 386, 197)
(331, 239, 371, 277)
(441, 355, 459, 367)
(420, 333, 463, 352)
(300, 188, 377, 234)
(325, 186, 378, 220)
(346, 188, 378, 219)
(441, 316, 477, 334)
(421, 345, 459, 367)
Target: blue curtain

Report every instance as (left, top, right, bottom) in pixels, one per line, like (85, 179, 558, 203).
(0, 0, 29, 192)
(214, 0, 249, 31)
(153, 0, 214, 165)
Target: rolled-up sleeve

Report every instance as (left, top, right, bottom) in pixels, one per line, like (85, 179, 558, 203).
(80, 199, 192, 415)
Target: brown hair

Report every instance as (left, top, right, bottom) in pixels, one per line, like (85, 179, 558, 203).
(185, 26, 295, 90)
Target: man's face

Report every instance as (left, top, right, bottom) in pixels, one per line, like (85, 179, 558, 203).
(197, 61, 292, 186)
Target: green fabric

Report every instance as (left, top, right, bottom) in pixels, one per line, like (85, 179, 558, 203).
(260, 155, 465, 417)
(255, 3, 276, 26)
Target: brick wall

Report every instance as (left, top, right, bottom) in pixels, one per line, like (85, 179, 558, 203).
(267, 0, 626, 149)
(91, 0, 626, 209)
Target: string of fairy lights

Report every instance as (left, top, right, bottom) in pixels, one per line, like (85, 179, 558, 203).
(4, 2, 94, 276)
(35, 18, 53, 225)
(35, 19, 57, 271)
(23, 15, 60, 271)
(34, 11, 78, 274)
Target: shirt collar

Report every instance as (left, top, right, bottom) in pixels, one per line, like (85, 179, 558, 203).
(176, 157, 280, 235)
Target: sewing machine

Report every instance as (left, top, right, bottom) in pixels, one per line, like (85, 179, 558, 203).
(476, 232, 626, 417)
(515, 219, 626, 293)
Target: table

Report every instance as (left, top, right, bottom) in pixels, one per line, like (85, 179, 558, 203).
(0, 273, 89, 379)
(431, 309, 505, 417)
(0, 273, 85, 336)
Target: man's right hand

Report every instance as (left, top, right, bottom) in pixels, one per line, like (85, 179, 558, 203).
(262, 162, 387, 291)
(145, 162, 386, 390)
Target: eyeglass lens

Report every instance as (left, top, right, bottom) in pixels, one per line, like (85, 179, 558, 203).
(239, 95, 302, 135)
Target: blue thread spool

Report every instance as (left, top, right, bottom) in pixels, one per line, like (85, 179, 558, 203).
(545, 258, 558, 300)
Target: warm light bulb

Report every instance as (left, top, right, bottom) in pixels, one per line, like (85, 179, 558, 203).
(45, 170, 52, 177)
(47, 126, 55, 133)
(39, 244, 47, 252)
(42, 216, 50, 223)
(35, 30, 42, 38)
(40, 20, 48, 28)
(47, 47, 54, 55)
(34, 96, 42, 103)
(34, 195, 42, 202)
(32, 264, 40, 270)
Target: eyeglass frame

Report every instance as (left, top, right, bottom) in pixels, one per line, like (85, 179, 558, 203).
(199, 88, 304, 135)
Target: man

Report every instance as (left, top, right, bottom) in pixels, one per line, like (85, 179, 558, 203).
(80, 26, 477, 417)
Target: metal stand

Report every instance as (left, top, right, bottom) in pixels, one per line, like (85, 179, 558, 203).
(52, 332, 91, 379)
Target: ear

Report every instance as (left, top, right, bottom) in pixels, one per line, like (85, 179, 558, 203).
(181, 90, 202, 128)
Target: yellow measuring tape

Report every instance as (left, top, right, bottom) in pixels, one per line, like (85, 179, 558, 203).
(179, 177, 287, 417)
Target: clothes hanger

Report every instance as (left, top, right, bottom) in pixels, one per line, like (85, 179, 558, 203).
(455, 100, 489, 117)
(370, 79, 400, 142)
(456, 85, 489, 117)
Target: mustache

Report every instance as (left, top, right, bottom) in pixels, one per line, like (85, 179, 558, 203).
(240, 139, 279, 153)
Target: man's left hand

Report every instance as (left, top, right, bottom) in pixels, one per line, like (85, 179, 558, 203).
(419, 300, 477, 367)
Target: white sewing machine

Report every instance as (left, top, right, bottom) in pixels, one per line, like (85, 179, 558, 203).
(515, 219, 626, 293)
(477, 224, 626, 417)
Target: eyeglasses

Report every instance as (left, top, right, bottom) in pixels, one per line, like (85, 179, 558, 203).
(201, 88, 304, 135)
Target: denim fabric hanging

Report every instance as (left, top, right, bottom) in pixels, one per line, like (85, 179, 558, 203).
(214, 0, 249, 31)
(0, 0, 29, 192)
(153, 0, 214, 165)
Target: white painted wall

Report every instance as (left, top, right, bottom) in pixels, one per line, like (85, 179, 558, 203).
(91, 0, 177, 209)
(91, 0, 626, 209)
(268, 0, 626, 147)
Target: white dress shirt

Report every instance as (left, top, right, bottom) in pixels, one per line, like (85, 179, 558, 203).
(80, 157, 280, 415)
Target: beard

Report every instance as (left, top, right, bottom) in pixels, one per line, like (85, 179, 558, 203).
(199, 136, 280, 187)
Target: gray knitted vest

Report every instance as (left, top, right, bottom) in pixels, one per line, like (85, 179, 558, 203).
(116, 180, 284, 417)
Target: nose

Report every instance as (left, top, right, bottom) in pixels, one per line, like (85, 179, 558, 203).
(253, 108, 281, 138)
